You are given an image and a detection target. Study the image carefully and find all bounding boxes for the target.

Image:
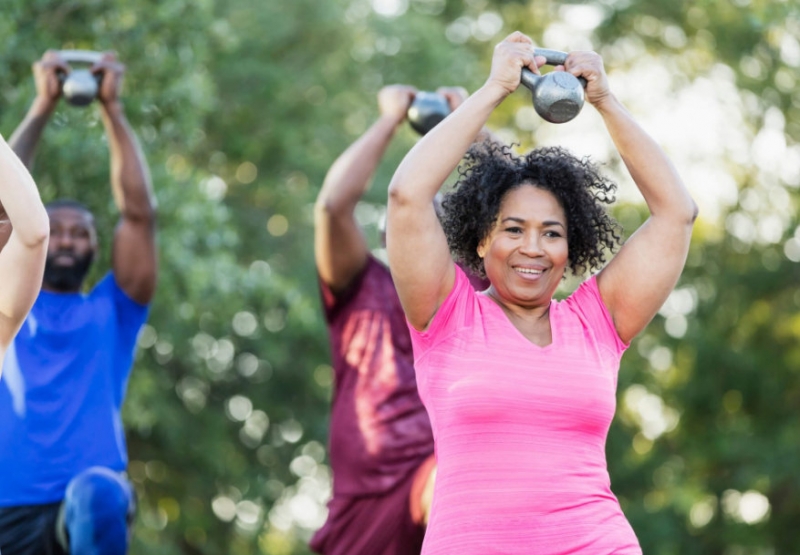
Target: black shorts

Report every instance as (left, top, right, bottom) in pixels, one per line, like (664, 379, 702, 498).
(0, 503, 66, 555)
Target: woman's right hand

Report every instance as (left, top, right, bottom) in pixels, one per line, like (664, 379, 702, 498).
(486, 31, 546, 98)
(562, 51, 612, 111)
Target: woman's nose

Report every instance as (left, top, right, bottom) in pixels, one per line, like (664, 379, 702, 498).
(519, 233, 543, 256)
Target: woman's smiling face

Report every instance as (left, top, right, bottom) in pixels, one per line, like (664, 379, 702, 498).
(477, 184, 569, 309)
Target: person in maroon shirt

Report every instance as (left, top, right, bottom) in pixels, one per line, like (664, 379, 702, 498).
(311, 85, 472, 555)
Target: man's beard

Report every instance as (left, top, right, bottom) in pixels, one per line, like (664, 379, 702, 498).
(43, 251, 94, 292)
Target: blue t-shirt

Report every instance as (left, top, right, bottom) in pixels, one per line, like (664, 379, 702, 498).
(0, 273, 149, 506)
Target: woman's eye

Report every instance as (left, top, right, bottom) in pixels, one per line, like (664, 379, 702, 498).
(504, 227, 522, 234)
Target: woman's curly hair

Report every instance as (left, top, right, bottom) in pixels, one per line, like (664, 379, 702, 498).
(440, 141, 622, 278)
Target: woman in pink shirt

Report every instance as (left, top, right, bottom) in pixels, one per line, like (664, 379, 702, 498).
(385, 32, 697, 554)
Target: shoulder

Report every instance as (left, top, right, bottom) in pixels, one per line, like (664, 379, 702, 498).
(365, 254, 391, 281)
(326, 254, 387, 293)
(411, 264, 477, 341)
(89, 273, 119, 296)
(93, 272, 150, 313)
(559, 275, 607, 324)
(559, 274, 628, 352)
(321, 254, 396, 318)
(561, 275, 602, 308)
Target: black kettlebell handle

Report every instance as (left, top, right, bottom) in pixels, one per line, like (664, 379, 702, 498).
(521, 48, 588, 88)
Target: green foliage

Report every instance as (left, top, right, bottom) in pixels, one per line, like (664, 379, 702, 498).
(3, 0, 800, 553)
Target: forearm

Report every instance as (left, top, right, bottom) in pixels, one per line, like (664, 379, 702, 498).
(8, 98, 56, 169)
(388, 84, 505, 207)
(385, 86, 505, 329)
(597, 95, 697, 222)
(316, 115, 400, 215)
(0, 235, 47, 334)
(313, 114, 402, 289)
(100, 101, 155, 222)
(0, 135, 49, 246)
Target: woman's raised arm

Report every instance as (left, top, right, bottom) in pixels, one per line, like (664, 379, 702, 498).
(0, 133, 49, 351)
(567, 52, 698, 343)
(387, 32, 544, 330)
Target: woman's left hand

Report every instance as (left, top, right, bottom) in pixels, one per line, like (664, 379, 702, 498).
(559, 51, 612, 110)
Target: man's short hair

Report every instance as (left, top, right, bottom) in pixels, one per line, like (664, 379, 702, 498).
(45, 199, 94, 217)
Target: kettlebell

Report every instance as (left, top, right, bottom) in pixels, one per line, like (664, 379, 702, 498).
(407, 92, 451, 135)
(521, 48, 586, 124)
(57, 50, 104, 107)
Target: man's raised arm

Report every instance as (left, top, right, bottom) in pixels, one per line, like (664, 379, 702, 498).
(96, 53, 157, 305)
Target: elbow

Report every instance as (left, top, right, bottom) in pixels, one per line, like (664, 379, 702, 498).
(665, 194, 698, 227)
(314, 196, 348, 221)
(314, 195, 335, 215)
(388, 160, 438, 211)
(1, 209, 49, 249)
(32, 221, 50, 247)
(25, 211, 50, 248)
(387, 175, 414, 211)
(653, 196, 698, 229)
(314, 177, 359, 218)
(124, 203, 157, 225)
(686, 198, 699, 226)
(387, 161, 411, 205)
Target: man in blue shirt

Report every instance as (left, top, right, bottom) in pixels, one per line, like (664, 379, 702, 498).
(0, 50, 157, 555)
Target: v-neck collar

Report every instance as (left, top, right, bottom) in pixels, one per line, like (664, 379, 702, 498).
(480, 292, 558, 351)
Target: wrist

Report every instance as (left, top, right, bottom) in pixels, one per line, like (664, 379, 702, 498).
(31, 96, 58, 115)
(100, 99, 125, 117)
(592, 91, 622, 116)
(478, 81, 511, 107)
(474, 82, 510, 111)
(377, 112, 405, 131)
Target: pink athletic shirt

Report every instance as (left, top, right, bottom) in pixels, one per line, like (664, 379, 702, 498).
(409, 266, 642, 555)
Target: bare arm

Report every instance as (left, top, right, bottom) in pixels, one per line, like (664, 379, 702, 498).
(437, 86, 503, 149)
(387, 33, 544, 329)
(96, 54, 157, 305)
(8, 99, 56, 170)
(314, 85, 415, 293)
(565, 53, 699, 343)
(0, 134, 49, 349)
(8, 50, 67, 168)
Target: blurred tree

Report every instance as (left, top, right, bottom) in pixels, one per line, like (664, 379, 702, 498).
(594, 3, 800, 554)
(2, 0, 799, 554)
